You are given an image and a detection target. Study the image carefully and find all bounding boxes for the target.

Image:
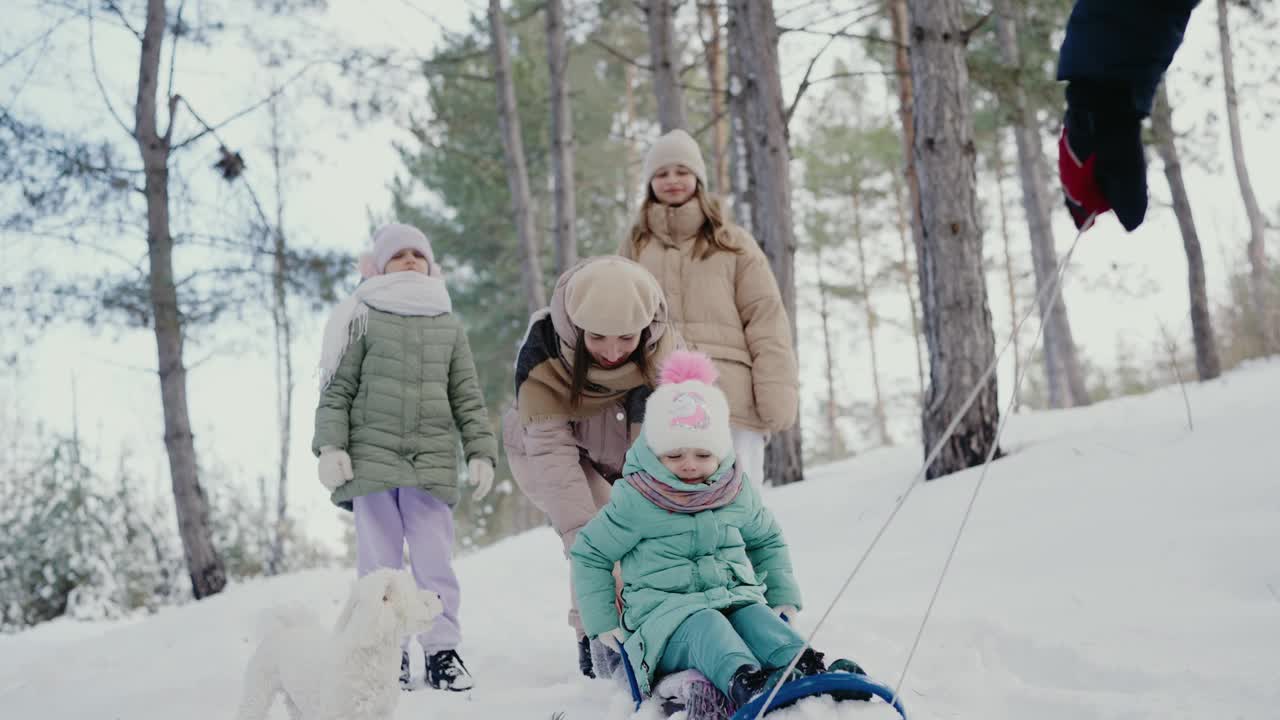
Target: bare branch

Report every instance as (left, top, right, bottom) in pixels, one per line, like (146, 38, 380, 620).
(0, 16, 74, 70)
(777, 24, 902, 47)
(960, 10, 994, 44)
(170, 62, 317, 152)
(86, 2, 136, 138)
(588, 37, 650, 70)
(103, 0, 143, 39)
(783, 5, 887, 127)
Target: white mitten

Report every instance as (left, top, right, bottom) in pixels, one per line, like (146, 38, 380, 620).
(772, 605, 799, 622)
(597, 627, 626, 654)
(318, 446, 354, 491)
(467, 458, 494, 501)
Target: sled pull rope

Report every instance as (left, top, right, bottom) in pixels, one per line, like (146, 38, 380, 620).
(751, 215, 1093, 720)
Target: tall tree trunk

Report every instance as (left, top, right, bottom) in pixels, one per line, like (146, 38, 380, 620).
(852, 190, 891, 446)
(890, 166, 926, 405)
(887, 0, 925, 269)
(815, 246, 844, 459)
(646, 0, 689, 132)
(624, 63, 639, 208)
(991, 134, 1024, 411)
(489, 0, 546, 313)
(134, 0, 225, 598)
(994, 0, 1089, 408)
(267, 93, 294, 575)
(699, 1, 731, 193)
(1151, 84, 1222, 381)
(728, 0, 803, 486)
(545, 0, 578, 276)
(1217, 0, 1276, 353)
(906, 0, 1001, 480)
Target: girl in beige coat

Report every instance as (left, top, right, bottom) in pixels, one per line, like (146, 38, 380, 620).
(619, 129, 799, 489)
(503, 256, 678, 678)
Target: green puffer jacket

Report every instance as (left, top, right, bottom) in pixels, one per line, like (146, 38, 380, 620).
(312, 308, 497, 509)
(569, 443, 801, 695)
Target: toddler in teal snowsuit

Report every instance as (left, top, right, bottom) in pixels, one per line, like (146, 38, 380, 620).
(570, 351, 863, 712)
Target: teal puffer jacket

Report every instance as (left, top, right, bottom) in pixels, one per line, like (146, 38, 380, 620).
(570, 450, 801, 695)
(312, 308, 497, 509)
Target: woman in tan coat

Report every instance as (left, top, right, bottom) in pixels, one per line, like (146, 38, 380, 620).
(503, 256, 677, 678)
(619, 129, 799, 489)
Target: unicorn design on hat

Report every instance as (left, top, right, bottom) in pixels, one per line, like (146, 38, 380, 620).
(669, 391, 710, 430)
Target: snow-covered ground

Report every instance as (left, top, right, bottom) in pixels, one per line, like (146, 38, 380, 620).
(4, 360, 1278, 719)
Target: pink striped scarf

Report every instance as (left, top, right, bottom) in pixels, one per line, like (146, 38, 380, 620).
(626, 465, 743, 514)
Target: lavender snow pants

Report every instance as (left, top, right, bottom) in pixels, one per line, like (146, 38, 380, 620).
(353, 487, 460, 653)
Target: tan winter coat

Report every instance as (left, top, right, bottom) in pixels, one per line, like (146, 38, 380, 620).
(502, 258, 676, 636)
(619, 202, 799, 433)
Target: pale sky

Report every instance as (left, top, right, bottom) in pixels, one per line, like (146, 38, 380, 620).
(2, 1, 1275, 551)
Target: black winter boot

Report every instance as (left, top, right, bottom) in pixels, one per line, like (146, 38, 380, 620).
(426, 649, 474, 691)
(577, 635, 596, 678)
(795, 648, 827, 677)
(727, 664, 800, 710)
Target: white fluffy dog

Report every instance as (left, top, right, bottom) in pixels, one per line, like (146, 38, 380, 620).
(235, 568, 444, 720)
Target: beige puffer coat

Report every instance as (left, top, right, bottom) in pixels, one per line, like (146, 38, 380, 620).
(619, 202, 799, 433)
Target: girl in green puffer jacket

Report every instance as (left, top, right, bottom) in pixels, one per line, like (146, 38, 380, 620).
(312, 223, 497, 692)
(570, 351, 864, 714)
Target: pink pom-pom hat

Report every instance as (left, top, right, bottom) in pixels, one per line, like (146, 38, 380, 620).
(644, 349, 733, 459)
(659, 349, 720, 387)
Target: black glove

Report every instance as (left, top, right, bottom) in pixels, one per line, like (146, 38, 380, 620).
(1058, 81, 1148, 232)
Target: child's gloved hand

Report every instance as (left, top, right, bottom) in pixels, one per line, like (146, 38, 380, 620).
(596, 628, 626, 653)
(318, 446, 354, 491)
(467, 458, 494, 501)
(772, 605, 799, 622)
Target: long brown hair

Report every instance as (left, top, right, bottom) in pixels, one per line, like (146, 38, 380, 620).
(625, 182, 742, 261)
(569, 327, 653, 409)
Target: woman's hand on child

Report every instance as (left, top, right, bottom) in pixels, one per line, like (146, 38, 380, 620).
(467, 458, 494, 501)
(772, 605, 799, 622)
(317, 446, 354, 491)
(596, 627, 626, 653)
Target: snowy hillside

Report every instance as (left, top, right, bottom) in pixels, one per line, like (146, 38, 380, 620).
(3, 360, 1279, 720)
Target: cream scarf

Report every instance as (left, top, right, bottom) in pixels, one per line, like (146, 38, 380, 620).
(318, 272, 452, 390)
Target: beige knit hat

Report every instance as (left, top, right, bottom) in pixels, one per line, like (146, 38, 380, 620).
(563, 257, 663, 336)
(642, 129, 707, 189)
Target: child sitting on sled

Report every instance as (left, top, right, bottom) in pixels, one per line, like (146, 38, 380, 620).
(570, 350, 865, 715)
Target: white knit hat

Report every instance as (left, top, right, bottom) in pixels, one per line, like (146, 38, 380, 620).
(642, 129, 708, 190)
(359, 223, 438, 278)
(643, 350, 733, 459)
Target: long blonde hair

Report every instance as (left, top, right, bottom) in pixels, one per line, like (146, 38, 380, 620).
(625, 183, 742, 261)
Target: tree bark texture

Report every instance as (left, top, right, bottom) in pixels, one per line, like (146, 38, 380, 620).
(906, 0, 1001, 480)
(545, 0, 578, 276)
(852, 191, 891, 446)
(700, 1, 731, 193)
(890, 167, 926, 405)
(268, 94, 294, 575)
(994, 0, 1089, 408)
(728, 0, 803, 485)
(991, 136, 1024, 411)
(1151, 84, 1222, 381)
(815, 247, 844, 459)
(489, 0, 547, 313)
(134, 0, 226, 598)
(646, 0, 689, 132)
(887, 0, 925, 275)
(1217, 0, 1276, 353)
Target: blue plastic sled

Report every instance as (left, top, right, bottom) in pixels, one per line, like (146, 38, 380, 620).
(617, 645, 908, 719)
